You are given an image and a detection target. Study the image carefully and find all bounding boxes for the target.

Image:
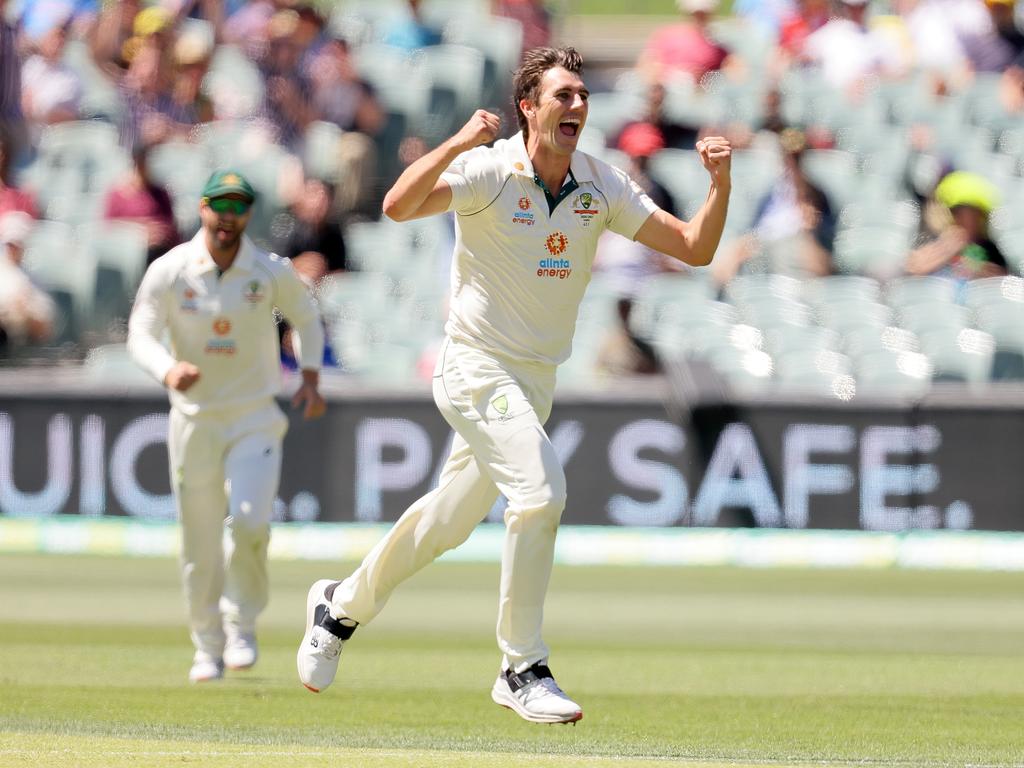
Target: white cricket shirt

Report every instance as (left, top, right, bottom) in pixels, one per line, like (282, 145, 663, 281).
(127, 231, 324, 417)
(441, 131, 659, 366)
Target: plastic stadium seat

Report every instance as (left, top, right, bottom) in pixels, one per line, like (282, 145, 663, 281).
(736, 295, 813, 329)
(897, 302, 970, 337)
(831, 227, 911, 279)
(818, 300, 893, 336)
(855, 350, 932, 396)
(631, 273, 717, 338)
(962, 275, 1024, 311)
(76, 221, 149, 335)
(646, 149, 708, 217)
(764, 325, 841, 357)
(723, 273, 802, 305)
(843, 325, 918, 362)
(22, 222, 96, 344)
(202, 45, 266, 119)
(917, 327, 995, 384)
(802, 275, 882, 309)
(83, 343, 155, 385)
(885, 276, 959, 309)
(418, 45, 486, 142)
(320, 272, 396, 325)
(443, 14, 522, 108)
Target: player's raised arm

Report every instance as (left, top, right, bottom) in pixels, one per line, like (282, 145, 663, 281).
(634, 136, 732, 267)
(382, 109, 501, 222)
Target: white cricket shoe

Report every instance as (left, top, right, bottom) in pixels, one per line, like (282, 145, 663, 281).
(224, 633, 258, 670)
(491, 663, 583, 724)
(296, 579, 357, 693)
(189, 652, 224, 683)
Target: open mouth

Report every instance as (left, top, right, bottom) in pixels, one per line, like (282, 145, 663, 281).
(559, 118, 580, 137)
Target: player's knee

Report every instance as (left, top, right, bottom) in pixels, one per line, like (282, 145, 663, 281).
(513, 475, 567, 528)
(227, 505, 271, 540)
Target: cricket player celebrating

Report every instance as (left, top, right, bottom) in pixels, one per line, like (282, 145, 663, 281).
(129, 170, 327, 683)
(298, 47, 731, 722)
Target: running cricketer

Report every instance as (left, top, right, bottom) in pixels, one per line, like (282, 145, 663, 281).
(297, 46, 731, 722)
(128, 170, 327, 683)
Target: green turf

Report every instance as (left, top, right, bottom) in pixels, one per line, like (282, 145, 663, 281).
(1, 554, 1023, 767)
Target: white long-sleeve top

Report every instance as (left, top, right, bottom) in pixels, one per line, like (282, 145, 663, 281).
(127, 231, 324, 417)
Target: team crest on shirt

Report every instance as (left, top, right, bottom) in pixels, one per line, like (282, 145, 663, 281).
(243, 279, 265, 304)
(512, 196, 535, 226)
(572, 193, 599, 227)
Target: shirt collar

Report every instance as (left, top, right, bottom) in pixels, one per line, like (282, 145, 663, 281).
(505, 131, 596, 184)
(188, 230, 255, 275)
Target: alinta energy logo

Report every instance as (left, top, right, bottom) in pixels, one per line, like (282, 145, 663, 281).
(545, 232, 568, 255)
(538, 231, 571, 279)
(512, 196, 535, 226)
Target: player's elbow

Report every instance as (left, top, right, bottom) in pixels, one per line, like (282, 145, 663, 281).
(382, 194, 410, 222)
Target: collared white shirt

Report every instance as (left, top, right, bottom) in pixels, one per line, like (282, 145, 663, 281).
(441, 131, 659, 366)
(128, 231, 324, 417)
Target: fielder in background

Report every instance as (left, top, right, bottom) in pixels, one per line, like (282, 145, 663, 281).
(297, 46, 731, 723)
(128, 170, 327, 683)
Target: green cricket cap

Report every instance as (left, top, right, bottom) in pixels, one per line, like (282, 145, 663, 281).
(201, 170, 257, 201)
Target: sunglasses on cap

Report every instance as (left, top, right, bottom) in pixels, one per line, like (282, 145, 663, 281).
(204, 197, 252, 215)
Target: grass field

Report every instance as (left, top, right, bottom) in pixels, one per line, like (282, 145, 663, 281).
(2, 554, 1023, 767)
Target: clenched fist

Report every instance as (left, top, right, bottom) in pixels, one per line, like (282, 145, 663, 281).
(696, 136, 732, 186)
(165, 361, 201, 392)
(450, 110, 502, 153)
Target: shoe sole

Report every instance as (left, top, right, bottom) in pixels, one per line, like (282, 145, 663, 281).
(490, 679, 583, 724)
(224, 660, 256, 671)
(298, 579, 336, 693)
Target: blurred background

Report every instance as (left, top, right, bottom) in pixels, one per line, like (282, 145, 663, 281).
(2, 0, 1024, 541)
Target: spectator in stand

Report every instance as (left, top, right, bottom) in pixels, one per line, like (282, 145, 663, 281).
(713, 128, 836, 284)
(1002, 48, 1024, 111)
(906, 170, 1007, 280)
(493, 0, 552, 57)
(278, 250, 340, 371)
(20, 13, 83, 135)
(258, 9, 317, 151)
(383, 0, 443, 51)
(0, 211, 56, 354)
(637, 0, 730, 86)
(777, 0, 830, 57)
(103, 7, 200, 149)
(90, 0, 143, 74)
(611, 81, 698, 151)
(307, 36, 384, 215)
(272, 177, 348, 274)
(801, 0, 904, 92)
(103, 142, 181, 265)
(592, 122, 681, 377)
(960, 0, 1024, 72)
(0, 0, 29, 170)
(0, 133, 38, 219)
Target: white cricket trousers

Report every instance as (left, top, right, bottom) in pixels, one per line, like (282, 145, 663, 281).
(332, 337, 566, 672)
(168, 400, 288, 658)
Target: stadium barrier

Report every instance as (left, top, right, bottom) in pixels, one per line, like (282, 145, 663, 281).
(1, 385, 1022, 531)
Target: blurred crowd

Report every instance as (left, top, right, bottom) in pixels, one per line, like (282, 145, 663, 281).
(1, 0, 1023, 391)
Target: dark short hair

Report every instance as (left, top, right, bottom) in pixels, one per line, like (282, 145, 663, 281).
(512, 46, 584, 140)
